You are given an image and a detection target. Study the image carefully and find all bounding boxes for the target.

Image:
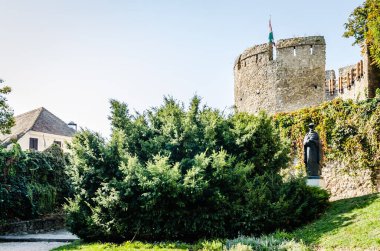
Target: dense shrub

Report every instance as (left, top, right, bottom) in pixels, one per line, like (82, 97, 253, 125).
(65, 96, 329, 242)
(0, 144, 71, 221)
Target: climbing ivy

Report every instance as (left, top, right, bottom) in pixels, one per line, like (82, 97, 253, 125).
(0, 144, 71, 222)
(274, 97, 380, 173)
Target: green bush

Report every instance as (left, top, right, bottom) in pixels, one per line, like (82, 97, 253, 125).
(65, 96, 329, 242)
(26, 182, 57, 216)
(0, 144, 71, 221)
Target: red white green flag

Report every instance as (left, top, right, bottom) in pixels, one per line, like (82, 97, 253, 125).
(269, 18, 275, 46)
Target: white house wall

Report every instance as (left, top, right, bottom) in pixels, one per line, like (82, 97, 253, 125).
(17, 130, 72, 152)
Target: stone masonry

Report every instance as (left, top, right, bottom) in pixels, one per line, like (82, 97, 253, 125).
(322, 161, 376, 201)
(325, 46, 380, 101)
(234, 36, 380, 113)
(234, 36, 380, 200)
(234, 36, 326, 114)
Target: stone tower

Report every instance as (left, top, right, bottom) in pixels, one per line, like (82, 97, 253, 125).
(234, 36, 326, 114)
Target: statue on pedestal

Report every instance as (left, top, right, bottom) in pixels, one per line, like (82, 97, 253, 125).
(303, 123, 321, 177)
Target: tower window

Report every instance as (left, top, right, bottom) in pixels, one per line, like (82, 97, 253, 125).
(310, 45, 313, 55)
(293, 47, 296, 56)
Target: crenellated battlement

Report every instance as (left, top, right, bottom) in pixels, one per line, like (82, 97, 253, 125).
(234, 36, 326, 71)
(239, 43, 269, 59)
(324, 44, 380, 101)
(234, 43, 272, 70)
(276, 36, 325, 49)
(325, 60, 364, 98)
(234, 36, 326, 114)
(234, 35, 380, 114)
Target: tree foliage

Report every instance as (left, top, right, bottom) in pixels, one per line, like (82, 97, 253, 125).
(65, 96, 329, 242)
(0, 85, 14, 134)
(0, 144, 72, 222)
(343, 0, 380, 66)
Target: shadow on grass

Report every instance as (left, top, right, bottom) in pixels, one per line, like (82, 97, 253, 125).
(290, 193, 379, 245)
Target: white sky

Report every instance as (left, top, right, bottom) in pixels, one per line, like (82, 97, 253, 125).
(0, 0, 363, 137)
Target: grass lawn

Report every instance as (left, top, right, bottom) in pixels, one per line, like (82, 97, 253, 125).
(53, 193, 380, 251)
(53, 241, 193, 251)
(288, 193, 380, 250)
(53, 240, 223, 251)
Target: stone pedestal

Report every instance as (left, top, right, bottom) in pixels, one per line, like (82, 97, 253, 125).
(307, 176, 324, 187)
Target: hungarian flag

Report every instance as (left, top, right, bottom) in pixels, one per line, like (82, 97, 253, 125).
(269, 18, 275, 46)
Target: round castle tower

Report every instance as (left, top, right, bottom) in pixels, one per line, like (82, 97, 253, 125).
(234, 36, 326, 114)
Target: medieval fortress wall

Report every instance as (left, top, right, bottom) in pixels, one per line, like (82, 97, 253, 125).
(275, 37, 325, 112)
(234, 35, 380, 114)
(234, 43, 277, 114)
(326, 55, 368, 101)
(234, 36, 380, 199)
(234, 36, 326, 114)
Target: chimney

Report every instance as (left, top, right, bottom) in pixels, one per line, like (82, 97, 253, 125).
(68, 121, 77, 131)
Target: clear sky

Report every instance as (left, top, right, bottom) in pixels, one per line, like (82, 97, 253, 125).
(0, 0, 363, 137)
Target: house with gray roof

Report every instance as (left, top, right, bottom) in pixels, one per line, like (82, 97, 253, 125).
(0, 107, 76, 152)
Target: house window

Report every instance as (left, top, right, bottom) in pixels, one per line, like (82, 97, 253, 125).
(29, 138, 38, 151)
(54, 141, 62, 147)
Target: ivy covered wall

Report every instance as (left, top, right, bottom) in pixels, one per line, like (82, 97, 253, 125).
(274, 97, 380, 200)
(0, 144, 71, 224)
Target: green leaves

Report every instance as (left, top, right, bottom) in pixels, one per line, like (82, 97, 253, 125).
(65, 96, 328, 242)
(0, 144, 71, 221)
(0, 85, 14, 135)
(343, 0, 380, 67)
(343, 2, 368, 45)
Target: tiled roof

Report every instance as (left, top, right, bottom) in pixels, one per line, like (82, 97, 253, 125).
(0, 107, 75, 146)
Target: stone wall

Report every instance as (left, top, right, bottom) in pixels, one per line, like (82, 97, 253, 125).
(0, 215, 64, 234)
(234, 43, 277, 114)
(234, 37, 380, 115)
(325, 60, 367, 101)
(275, 36, 325, 112)
(322, 161, 377, 201)
(283, 158, 379, 201)
(234, 37, 380, 201)
(234, 36, 326, 114)
(325, 45, 380, 101)
(325, 70, 336, 101)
